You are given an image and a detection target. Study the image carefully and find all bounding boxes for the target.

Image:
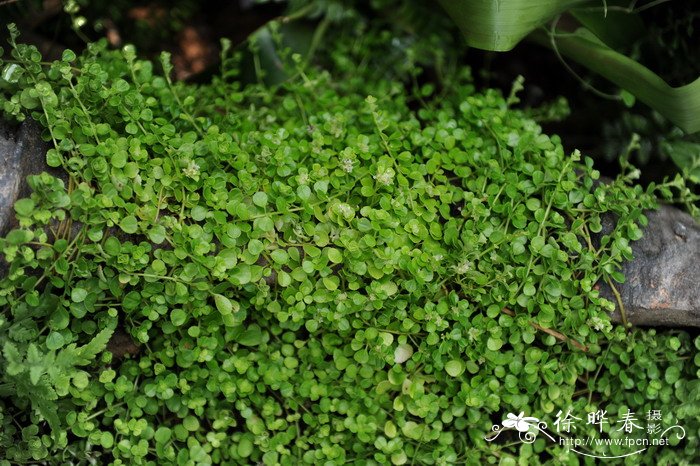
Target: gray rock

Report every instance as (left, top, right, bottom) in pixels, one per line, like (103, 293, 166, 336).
(0, 118, 50, 235)
(600, 206, 700, 327)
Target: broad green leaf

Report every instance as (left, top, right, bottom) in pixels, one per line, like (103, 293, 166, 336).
(71, 288, 88, 303)
(183, 415, 199, 431)
(278, 270, 292, 287)
(214, 294, 233, 315)
(237, 438, 254, 457)
(46, 332, 65, 350)
(230, 264, 252, 285)
(487, 338, 503, 351)
(322, 276, 339, 291)
(171, 308, 187, 326)
(119, 215, 138, 234)
(154, 427, 172, 444)
(401, 421, 425, 440)
(327, 248, 343, 264)
(270, 249, 289, 264)
(148, 225, 166, 244)
(6, 229, 33, 245)
(238, 326, 263, 346)
(438, 0, 587, 51)
(570, 6, 644, 51)
(531, 28, 700, 133)
(440, 0, 700, 133)
(252, 192, 268, 207)
(14, 198, 35, 216)
(661, 140, 700, 182)
(445, 360, 464, 377)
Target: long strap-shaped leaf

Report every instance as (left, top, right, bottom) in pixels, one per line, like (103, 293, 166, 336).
(530, 28, 700, 134)
(438, 0, 700, 133)
(437, 0, 588, 51)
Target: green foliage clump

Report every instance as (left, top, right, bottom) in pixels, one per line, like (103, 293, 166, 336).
(0, 24, 698, 465)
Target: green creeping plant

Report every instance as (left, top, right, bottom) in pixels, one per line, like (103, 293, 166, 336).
(0, 23, 698, 466)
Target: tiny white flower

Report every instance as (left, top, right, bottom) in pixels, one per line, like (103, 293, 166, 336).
(374, 167, 394, 186)
(337, 203, 353, 217)
(588, 316, 608, 332)
(312, 139, 323, 154)
(467, 327, 481, 342)
(292, 224, 308, 241)
(298, 172, 310, 185)
(183, 160, 200, 178)
(453, 260, 471, 275)
(330, 120, 343, 138)
(340, 158, 354, 173)
(507, 132, 520, 147)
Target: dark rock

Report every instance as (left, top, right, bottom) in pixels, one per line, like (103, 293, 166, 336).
(0, 118, 51, 236)
(600, 206, 700, 327)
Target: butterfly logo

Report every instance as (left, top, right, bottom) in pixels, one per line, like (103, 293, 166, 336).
(502, 412, 540, 432)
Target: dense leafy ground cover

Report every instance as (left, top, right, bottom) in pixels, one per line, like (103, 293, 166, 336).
(0, 17, 698, 466)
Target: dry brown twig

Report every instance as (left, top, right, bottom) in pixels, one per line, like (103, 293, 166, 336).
(501, 307, 589, 352)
